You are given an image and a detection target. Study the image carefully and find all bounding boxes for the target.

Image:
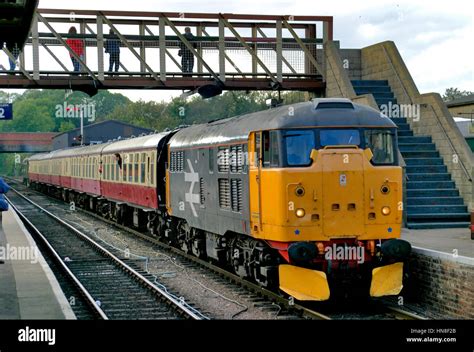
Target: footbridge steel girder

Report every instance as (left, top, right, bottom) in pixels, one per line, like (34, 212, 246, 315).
(0, 9, 331, 95)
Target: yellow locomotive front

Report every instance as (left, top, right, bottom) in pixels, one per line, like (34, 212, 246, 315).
(248, 124, 410, 301)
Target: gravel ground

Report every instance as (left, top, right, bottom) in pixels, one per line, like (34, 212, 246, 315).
(35, 200, 290, 320)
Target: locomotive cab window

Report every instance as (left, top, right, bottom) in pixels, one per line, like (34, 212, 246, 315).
(262, 131, 280, 168)
(284, 130, 315, 167)
(364, 129, 395, 165)
(320, 129, 360, 147)
(254, 132, 261, 167)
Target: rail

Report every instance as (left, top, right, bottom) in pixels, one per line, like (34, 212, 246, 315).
(6, 186, 205, 320)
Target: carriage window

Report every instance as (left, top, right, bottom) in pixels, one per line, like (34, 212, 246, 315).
(140, 153, 146, 184)
(110, 156, 115, 181)
(284, 130, 315, 166)
(134, 153, 139, 183)
(150, 152, 155, 186)
(364, 130, 395, 165)
(128, 154, 132, 182)
(320, 129, 360, 147)
(147, 156, 150, 185)
(104, 158, 108, 180)
(123, 156, 128, 182)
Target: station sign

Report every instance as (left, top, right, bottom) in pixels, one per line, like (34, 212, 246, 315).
(0, 103, 13, 120)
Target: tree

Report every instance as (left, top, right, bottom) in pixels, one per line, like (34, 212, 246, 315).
(58, 120, 76, 132)
(0, 154, 16, 176)
(442, 88, 474, 102)
(0, 99, 55, 132)
(0, 91, 20, 103)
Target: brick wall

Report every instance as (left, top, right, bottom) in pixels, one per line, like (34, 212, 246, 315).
(405, 248, 474, 319)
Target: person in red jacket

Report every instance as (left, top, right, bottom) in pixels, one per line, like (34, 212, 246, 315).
(65, 26, 84, 72)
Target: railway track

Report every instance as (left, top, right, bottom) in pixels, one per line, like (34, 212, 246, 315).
(385, 306, 428, 320)
(4, 178, 427, 320)
(5, 186, 205, 320)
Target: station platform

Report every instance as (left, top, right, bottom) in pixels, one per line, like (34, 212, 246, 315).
(0, 208, 75, 319)
(401, 227, 474, 258)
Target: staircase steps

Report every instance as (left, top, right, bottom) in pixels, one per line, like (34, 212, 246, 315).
(351, 79, 470, 229)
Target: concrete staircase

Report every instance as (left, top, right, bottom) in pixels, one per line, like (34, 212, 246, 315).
(352, 79, 470, 229)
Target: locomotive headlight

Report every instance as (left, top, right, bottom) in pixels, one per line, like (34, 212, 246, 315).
(381, 185, 390, 194)
(295, 208, 306, 218)
(295, 186, 305, 197)
(381, 206, 391, 215)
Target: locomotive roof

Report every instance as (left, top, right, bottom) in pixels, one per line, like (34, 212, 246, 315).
(169, 99, 396, 149)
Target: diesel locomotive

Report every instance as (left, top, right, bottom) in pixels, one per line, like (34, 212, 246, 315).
(28, 98, 411, 301)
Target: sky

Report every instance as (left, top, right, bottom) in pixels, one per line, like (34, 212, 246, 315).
(4, 0, 474, 102)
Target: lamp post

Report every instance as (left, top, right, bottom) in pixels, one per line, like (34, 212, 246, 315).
(80, 106, 84, 146)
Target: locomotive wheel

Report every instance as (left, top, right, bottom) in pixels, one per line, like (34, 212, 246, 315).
(177, 221, 192, 254)
(190, 228, 206, 259)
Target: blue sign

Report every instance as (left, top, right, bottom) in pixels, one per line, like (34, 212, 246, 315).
(0, 103, 13, 120)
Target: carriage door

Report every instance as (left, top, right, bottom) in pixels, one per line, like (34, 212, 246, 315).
(249, 132, 262, 233)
